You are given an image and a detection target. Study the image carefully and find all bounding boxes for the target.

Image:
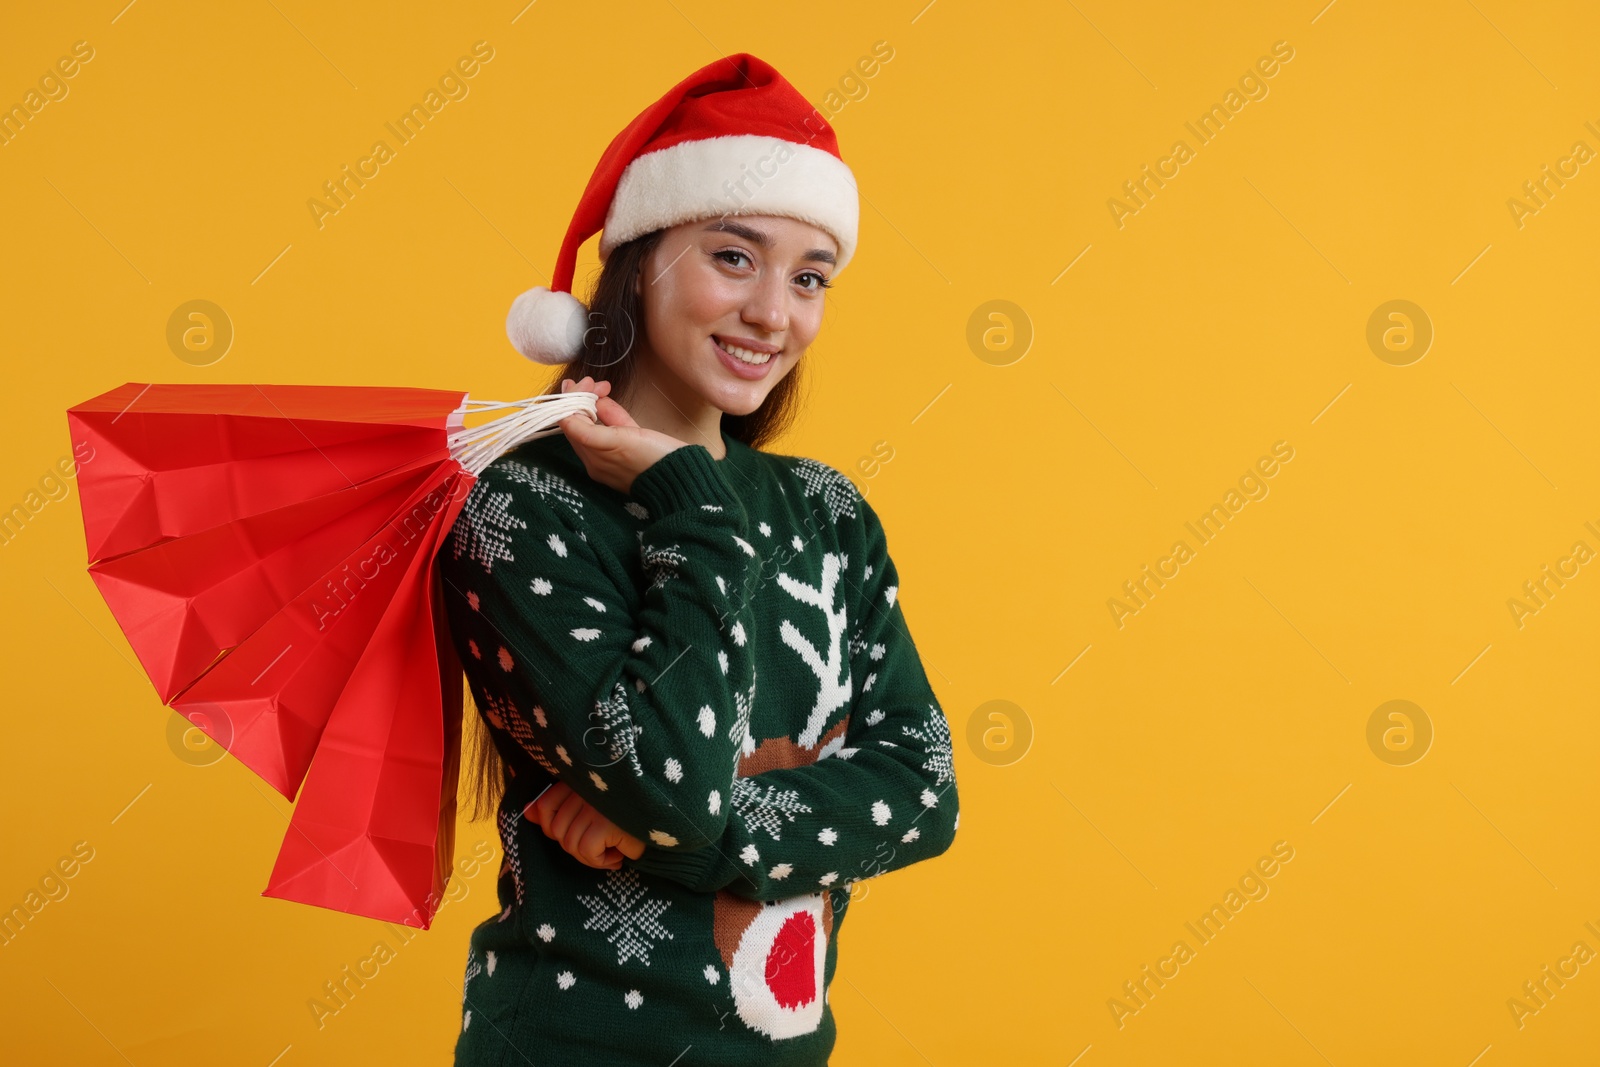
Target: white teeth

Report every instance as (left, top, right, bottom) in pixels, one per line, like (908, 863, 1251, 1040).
(718, 339, 772, 365)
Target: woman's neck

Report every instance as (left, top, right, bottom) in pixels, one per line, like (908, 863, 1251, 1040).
(617, 355, 726, 459)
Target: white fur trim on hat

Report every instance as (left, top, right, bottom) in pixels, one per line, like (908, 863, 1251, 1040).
(600, 134, 858, 272)
(506, 286, 587, 364)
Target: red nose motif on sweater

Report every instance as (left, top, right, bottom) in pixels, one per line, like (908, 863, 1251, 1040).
(765, 909, 817, 1009)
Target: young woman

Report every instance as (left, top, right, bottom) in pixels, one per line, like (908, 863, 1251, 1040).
(441, 54, 958, 1065)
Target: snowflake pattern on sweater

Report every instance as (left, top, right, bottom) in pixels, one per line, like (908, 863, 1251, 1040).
(442, 428, 958, 1066)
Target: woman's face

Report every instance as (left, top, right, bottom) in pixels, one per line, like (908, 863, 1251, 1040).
(632, 214, 838, 416)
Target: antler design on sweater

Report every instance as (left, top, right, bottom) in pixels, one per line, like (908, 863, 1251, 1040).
(776, 551, 853, 749)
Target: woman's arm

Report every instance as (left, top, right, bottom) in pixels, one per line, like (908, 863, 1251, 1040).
(621, 490, 960, 900)
(444, 442, 762, 853)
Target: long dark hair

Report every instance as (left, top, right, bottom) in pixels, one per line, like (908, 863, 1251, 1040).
(459, 228, 811, 821)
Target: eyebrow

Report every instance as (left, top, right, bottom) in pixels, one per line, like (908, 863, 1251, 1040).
(702, 219, 836, 266)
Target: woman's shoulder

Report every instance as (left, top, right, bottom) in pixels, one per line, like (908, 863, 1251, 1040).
(472, 433, 595, 523)
(750, 445, 876, 534)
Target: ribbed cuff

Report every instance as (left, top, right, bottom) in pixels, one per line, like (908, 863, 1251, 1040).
(624, 841, 725, 890)
(628, 444, 742, 517)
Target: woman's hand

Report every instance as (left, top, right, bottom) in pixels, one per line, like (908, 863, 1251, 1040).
(557, 376, 690, 496)
(525, 781, 647, 870)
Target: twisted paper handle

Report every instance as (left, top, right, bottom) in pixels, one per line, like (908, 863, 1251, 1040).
(446, 391, 599, 476)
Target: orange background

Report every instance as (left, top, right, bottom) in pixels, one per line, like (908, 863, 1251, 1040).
(2, 1, 1598, 1063)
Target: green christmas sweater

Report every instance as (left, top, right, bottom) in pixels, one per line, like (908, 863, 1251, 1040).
(439, 426, 959, 1066)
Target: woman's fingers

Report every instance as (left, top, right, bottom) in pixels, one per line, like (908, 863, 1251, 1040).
(592, 396, 638, 428)
(569, 817, 615, 867)
(524, 782, 572, 829)
(541, 789, 589, 844)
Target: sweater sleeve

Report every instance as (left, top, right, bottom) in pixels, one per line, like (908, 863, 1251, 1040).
(624, 489, 960, 900)
(444, 443, 761, 853)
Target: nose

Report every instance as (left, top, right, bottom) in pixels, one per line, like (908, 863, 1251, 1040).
(741, 269, 788, 335)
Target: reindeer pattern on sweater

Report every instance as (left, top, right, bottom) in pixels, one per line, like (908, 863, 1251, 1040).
(440, 428, 958, 1066)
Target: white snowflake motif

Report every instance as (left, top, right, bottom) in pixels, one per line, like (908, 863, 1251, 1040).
(624, 501, 649, 521)
(625, 989, 644, 1009)
(576, 868, 675, 967)
(590, 682, 645, 777)
(847, 622, 868, 661)
(728, 668, 757, 765)
(536, 923, 555, 942)
(871, 800, 892, 826)
(452, 484, 525, 574)
(704, 964, 721, 984)
(903, 705, 955, 787)
(497, 807, 526, 905)
(818, 827, 838, 845)
(902, 827, 921, 844)
(730, 775, 813, 840)
(641, 541, 688, 592)
(791, 457, 860, 523)
(768, 863, 793, 880)
(739, 843, 760, 865)
(556, 971, 576, 990)
(497, 459, 586, 518)
(461, 947, 481, 1004)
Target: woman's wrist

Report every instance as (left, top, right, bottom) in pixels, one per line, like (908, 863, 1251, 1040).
(624, 839, 725, 890)
(627, 443, 740, 515)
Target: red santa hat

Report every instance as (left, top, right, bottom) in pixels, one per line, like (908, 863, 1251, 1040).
(506, 53, 859, 364)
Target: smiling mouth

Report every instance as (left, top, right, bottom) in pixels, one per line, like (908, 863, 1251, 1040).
(713, 336, 778, 365)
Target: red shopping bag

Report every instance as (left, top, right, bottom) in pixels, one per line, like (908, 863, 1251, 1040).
(66, 382, 593, 928)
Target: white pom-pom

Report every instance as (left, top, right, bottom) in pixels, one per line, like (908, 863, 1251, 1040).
(506, 286, 587, 364)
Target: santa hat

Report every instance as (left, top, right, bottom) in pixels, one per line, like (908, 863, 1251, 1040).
(506, 53, 859, 364)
